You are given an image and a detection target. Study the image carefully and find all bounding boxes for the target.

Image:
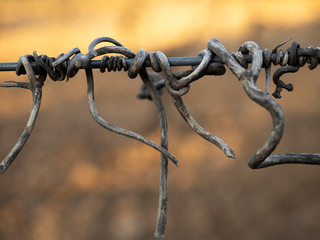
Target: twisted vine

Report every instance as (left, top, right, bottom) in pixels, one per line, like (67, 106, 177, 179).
(1, 36, 320, 238)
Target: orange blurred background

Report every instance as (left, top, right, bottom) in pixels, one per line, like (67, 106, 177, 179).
(1, 0, 320, 239)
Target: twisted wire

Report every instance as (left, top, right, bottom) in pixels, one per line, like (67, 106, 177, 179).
(9, 37, 320, 92)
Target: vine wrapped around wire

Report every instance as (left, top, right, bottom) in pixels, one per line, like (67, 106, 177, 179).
(1, 36, 320, 238)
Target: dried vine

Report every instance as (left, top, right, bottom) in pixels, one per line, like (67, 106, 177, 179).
(1, 36, 320, 238)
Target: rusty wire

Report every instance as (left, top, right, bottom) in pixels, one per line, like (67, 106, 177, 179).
(1, 36, 320, 238)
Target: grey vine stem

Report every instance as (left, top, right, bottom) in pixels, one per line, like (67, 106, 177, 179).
(2, 36, 320, 239)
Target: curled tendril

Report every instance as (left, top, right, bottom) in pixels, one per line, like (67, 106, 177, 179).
(209, 38, 320, 169)
(132, 50, 170, 239)
(81, 38, 175, 238)
(153, 50, 236, 158)
(0, 56, 46, 173)
(2, 36, 320, 239)
(85, 68, 178, 164)
(208, 39, 285, 168)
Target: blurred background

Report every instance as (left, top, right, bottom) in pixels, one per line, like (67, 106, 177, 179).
(1, 0, 320, 239)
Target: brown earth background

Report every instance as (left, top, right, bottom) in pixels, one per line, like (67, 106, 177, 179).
(1, 1, 320, 239)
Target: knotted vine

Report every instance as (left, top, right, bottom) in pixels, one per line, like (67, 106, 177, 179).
(1, 36, 320, 238)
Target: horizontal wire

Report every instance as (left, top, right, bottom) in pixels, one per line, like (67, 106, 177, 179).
(0, 55, 250, 72)
(1, 46, 319, 72)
